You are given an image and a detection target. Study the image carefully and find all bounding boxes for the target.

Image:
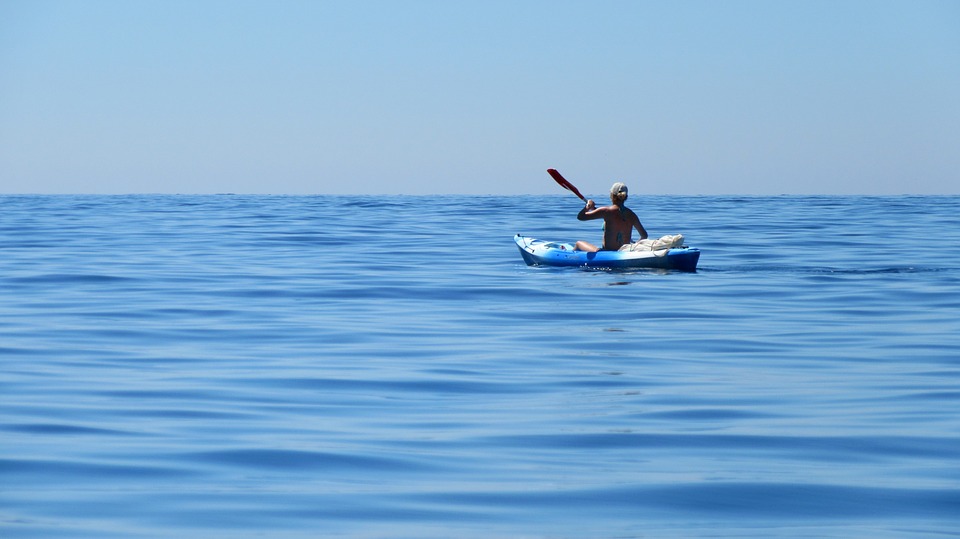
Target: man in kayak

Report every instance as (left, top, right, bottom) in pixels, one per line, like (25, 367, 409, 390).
(574, 182, 648, 252)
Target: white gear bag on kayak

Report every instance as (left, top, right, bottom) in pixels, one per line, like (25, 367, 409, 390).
(618, 234, 685, 253)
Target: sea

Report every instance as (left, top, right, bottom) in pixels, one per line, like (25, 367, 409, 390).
(2, 194, 959, 538)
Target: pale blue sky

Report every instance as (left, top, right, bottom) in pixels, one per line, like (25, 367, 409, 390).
(1, 0, 957, 195)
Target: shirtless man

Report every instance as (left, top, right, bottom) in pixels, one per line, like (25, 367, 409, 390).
(574, 182, 648, 252)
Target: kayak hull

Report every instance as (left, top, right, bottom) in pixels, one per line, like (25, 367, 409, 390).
(514, 235, 700, 271)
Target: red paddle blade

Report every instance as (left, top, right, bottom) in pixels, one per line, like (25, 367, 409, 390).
(547, 168, 586, 201)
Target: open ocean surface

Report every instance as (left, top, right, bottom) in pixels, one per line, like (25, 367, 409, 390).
(2, 194, 959, 538)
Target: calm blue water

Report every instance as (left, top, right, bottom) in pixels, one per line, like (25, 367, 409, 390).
(2, 194, 959, 538)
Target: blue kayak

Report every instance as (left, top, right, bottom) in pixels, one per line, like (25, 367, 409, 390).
(514, 234, 700, 271)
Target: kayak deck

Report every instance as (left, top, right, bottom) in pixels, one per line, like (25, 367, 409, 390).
(514, 234, 700, 271)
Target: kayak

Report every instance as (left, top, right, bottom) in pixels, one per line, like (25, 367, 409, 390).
(514, 234, 700, 271)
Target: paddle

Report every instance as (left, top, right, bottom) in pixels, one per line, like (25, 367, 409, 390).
(547, 168, 587, 202)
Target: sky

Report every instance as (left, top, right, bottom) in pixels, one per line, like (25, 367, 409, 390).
(1, 0, 958, 195)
